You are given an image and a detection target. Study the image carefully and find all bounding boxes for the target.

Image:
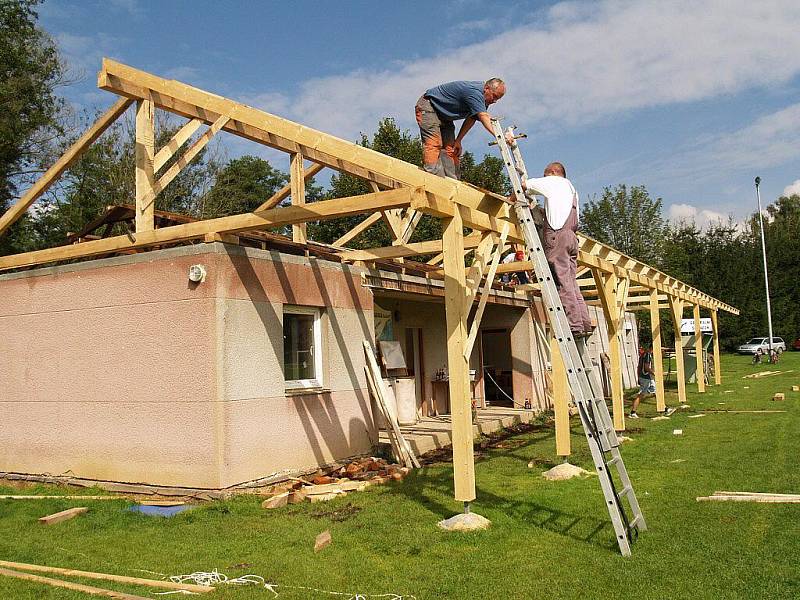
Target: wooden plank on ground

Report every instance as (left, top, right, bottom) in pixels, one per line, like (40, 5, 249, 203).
(0, 560, 212, 594)
(0, 567, 152, 600)
(38, 507, 88, 525)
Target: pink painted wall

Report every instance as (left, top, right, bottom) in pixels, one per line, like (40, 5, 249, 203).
(0, 244, 375, 489)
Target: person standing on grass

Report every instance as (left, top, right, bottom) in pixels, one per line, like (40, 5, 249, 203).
(630, 343, 673, 418)
(519, 162, 593, 337)
(415, 78, 506, 179)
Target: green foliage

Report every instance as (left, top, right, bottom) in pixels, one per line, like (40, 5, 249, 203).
(0, 0, 65, 254)
(581, 184, 668, 267)
(459, 151, 510, 195)
(198, 155, 288, 218)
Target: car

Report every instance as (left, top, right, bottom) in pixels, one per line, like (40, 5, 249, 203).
(793, 337, 800, 351)
(737, 337, 786, 354)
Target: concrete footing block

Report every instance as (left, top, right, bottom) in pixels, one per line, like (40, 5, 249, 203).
(437, 512, 491, 532)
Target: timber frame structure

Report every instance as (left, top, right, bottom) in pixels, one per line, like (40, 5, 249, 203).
(0, 59, 738, 505)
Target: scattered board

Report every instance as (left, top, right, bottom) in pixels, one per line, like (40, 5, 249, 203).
(0, 566, 152, 600)
(0, 560, 212, 594)
(38, 507, 87, 525)
(314, 530, 332, 552)
(697, 491, 800, 503)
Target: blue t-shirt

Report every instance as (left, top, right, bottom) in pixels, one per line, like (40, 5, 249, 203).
(424, 80, 487, 121)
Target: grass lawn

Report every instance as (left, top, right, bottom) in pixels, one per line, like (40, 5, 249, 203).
(1, 352, 799, 599)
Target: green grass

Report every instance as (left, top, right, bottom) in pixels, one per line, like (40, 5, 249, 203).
(2, 353, 800, 599)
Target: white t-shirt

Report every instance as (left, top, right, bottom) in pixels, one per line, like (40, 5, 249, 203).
(523, 175, 578, 230)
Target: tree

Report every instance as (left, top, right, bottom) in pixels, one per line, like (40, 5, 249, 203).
(0, 0, 66, 255)
(197, 155, 288, 219)
(580, 184, 668, 267)
(29, 113, 220, 249)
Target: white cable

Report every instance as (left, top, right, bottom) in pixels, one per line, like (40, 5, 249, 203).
(166, 570, 414, 599)
(483, 370, 527, 408)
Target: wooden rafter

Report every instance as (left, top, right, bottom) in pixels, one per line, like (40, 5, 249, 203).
(98, 59, 511, 219)
(0, 97, 133, 237)
(153, 118, 204, 173)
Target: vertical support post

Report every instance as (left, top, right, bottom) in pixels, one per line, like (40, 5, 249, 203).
(649, 288, 666, 412)
(593, 269, 627, 431)
(135, 99, 155, 233)
(442, 210, 475, 505)
(710, 308, 722, 385)
(550, 336, 571, 456)
(668, 296, 687, 404)
(693, 303, 706, 392)
(290, 153, 306, 243)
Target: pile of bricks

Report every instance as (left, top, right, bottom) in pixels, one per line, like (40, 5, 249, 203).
(262, 457, 410, 509)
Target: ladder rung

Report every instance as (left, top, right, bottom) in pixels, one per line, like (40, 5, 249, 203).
(606, 456, 620, 466)
(617, 485, 633, 497)
(629, 515, 644, 529)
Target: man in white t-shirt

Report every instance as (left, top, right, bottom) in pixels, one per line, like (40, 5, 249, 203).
(521, 162, 592, 336)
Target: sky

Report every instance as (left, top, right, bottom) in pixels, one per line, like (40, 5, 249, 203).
(38, 0, 800, 228)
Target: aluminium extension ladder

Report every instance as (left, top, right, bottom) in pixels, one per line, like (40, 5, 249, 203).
(490, 117, 646, 556)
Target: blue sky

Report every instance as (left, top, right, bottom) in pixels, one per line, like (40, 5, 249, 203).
(39, 0, 800, 227)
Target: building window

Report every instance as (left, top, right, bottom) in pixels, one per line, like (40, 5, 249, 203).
(283, 306, 323, 390)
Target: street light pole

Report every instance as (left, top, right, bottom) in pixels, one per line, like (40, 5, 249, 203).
(754, 176, 774, 354)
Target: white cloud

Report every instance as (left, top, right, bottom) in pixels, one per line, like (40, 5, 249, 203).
(246, 0, 800, 142)
(783, 179, 800, 197)
(55, 32, 118, 81)
(668, 203, 731, 229)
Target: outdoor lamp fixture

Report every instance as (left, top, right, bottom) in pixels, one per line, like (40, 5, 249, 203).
(188, 264, 207, 283)
(754, 176, 774, 354)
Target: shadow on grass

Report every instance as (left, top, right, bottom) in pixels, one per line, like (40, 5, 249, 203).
(384, 461, 619, 553)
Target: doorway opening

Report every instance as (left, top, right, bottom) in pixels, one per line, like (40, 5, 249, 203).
(481, 328, 514, 407)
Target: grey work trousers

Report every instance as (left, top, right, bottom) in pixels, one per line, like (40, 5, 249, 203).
(542, 208, 593, 334)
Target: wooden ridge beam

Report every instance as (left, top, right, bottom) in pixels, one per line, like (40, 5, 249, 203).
(0, 97, 133, 237)
(98, 59, 511, 219)
(0, 187, 419, 272)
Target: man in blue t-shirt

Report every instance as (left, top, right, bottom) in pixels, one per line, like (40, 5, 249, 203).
(415, 78, 506, 179)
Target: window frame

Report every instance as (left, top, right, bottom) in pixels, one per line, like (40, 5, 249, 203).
(283, 305, 324, 391)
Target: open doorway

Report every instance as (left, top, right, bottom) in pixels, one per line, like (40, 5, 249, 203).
(481, 328, 514, 407)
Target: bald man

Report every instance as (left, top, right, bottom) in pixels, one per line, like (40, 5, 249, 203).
(415, 78, 506, 179)
(521, 162, 593, 336)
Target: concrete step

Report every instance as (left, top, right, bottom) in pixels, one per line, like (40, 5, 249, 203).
(378, 407, 536, 457)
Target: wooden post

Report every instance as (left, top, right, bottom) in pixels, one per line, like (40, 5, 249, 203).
(592, 269, 628, 431)
(693, 303, 706, 392)
(135, 99, 155, 232)
(668, 296, 687, 404)
(442, 210, 475, 505)
(649, 288, 666, 412)
(550, 336, 571, 456)
(710, 308, 722, 385)
(290, 153, 306, 243)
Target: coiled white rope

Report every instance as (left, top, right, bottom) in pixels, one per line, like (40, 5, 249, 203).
(161, 570, 415, 599)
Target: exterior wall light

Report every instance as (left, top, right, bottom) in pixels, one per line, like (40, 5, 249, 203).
(188, 264, 207, 283)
